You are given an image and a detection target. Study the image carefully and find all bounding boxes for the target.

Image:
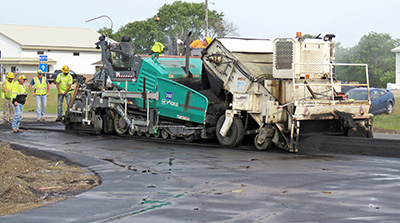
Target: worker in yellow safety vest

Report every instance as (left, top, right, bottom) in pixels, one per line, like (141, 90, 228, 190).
(1, 72, 16, 123)
(151, 42, 165, 54)
(29, 70, 50, 121)
(55, 65, 73, 122)
(11, 75, 28, 133)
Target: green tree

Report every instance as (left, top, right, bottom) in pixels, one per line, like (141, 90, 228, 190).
(115, 19, 157, 54)
(156, 1, 222, 41)
(97, 27, 116, 40)
(336, 32, 399, 87)
(302, 34, 318, 39)
(100, 1, 238, 54)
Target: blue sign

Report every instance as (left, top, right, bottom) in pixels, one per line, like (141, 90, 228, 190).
(39, 64, 48, 72)
(39, 55, 48, 62)
(166, 92, 173, 100)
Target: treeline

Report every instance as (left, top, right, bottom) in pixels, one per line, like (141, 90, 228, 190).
(335, 32, 399, 88)
(97, 1, 398, 88)
(98, 1, 238, 54)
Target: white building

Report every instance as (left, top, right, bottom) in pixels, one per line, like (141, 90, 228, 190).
(0, 24, 102, 79)
(392, 46, 400, 89)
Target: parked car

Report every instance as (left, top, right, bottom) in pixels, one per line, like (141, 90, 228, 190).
(346, 88, 395, 114)
(46, 70, 83, 84)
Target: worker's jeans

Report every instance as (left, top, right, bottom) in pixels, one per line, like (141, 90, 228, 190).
(12, 103, 23, 129)
(3, 99, 15, 122)
(57, 93, 71, 118)
(35, 94, 47, 119)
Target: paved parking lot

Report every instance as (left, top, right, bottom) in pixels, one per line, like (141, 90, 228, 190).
(0, 121, 400, 222)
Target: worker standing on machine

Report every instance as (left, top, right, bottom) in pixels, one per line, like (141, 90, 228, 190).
(1, 72, 16, 123)
(29, 70, 50, 121)
(190, 37, 212, 48)
(55, 65, 73, 122)
(151, 42, 165, 59)
(11, 75, 28, 133)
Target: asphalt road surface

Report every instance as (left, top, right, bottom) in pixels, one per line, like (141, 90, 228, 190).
(1, 122, 400, 223)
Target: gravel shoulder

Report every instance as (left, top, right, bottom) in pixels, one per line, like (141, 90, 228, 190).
(0, 142, 101, 216)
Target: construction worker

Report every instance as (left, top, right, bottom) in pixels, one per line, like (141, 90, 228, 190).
(11, 75, 28, 133)
(205, 37, 212, 46)
(1, 72, 16, 123)
(29, 70, 50, 121)
(151, 42, 165, 54)
(190, 37, 212, 48)
(55, 65, 73, 122)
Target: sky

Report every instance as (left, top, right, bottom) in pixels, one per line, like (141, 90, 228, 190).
(1, 0, 399, 48)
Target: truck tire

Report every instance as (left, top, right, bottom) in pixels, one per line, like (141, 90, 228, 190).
(103, 109, 115, 134)
(114, 113, 128, 136)
(254, 135, 273, 150)
(216, 115, 244, 147)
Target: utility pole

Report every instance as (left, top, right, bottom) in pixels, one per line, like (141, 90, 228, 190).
(205, 0, 208, 37)
(155, 16, 160, 41)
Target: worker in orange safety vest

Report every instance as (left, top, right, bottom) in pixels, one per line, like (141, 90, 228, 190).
(190, 37, 212, 48)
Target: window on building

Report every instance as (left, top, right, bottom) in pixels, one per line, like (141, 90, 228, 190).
(73, 52, 80, 56)
(37, 51, 44, 55)
(11, 67, 16, 72)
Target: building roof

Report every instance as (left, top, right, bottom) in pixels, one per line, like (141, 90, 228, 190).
(0, 24, 101, 52)
(0, 57, 57, 65)
(392, 46, 400, 53)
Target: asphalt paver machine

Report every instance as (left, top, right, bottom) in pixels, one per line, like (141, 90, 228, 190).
(202, 35, 373, 152)
(64, 33, 373, 152)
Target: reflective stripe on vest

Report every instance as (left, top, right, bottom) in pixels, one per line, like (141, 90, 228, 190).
(2, 81, 14, 99)
(57, 74, 72, 92)
(12, 84, 26, 98)
(34, 76, 47, 95)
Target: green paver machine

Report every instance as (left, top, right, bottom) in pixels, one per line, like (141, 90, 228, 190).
(64, 34, 214, 141)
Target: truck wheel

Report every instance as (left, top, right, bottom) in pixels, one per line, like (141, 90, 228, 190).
(128, 127, 136, 136)
(114, 114, 128, 136)
(216, 115, 244, 147)
(161, 129, 169, 139)
(254, 135, 272, 150)
(154, 130, 161, 138)
(103, 109, 115, 134)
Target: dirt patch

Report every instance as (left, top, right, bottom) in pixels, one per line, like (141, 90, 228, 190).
(0, 142, 100, 216)
(373, 127, 400, 134)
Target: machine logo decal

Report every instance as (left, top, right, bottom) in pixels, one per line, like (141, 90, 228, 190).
(161, 98, 179, 107)
(166, 92, 173, 100)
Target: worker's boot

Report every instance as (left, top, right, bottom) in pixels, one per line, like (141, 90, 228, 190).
(12, 128, 18, 133)
(17, 129, 23, 133)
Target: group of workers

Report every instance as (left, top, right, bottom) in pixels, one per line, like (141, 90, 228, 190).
(0, 65, 73, 133)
